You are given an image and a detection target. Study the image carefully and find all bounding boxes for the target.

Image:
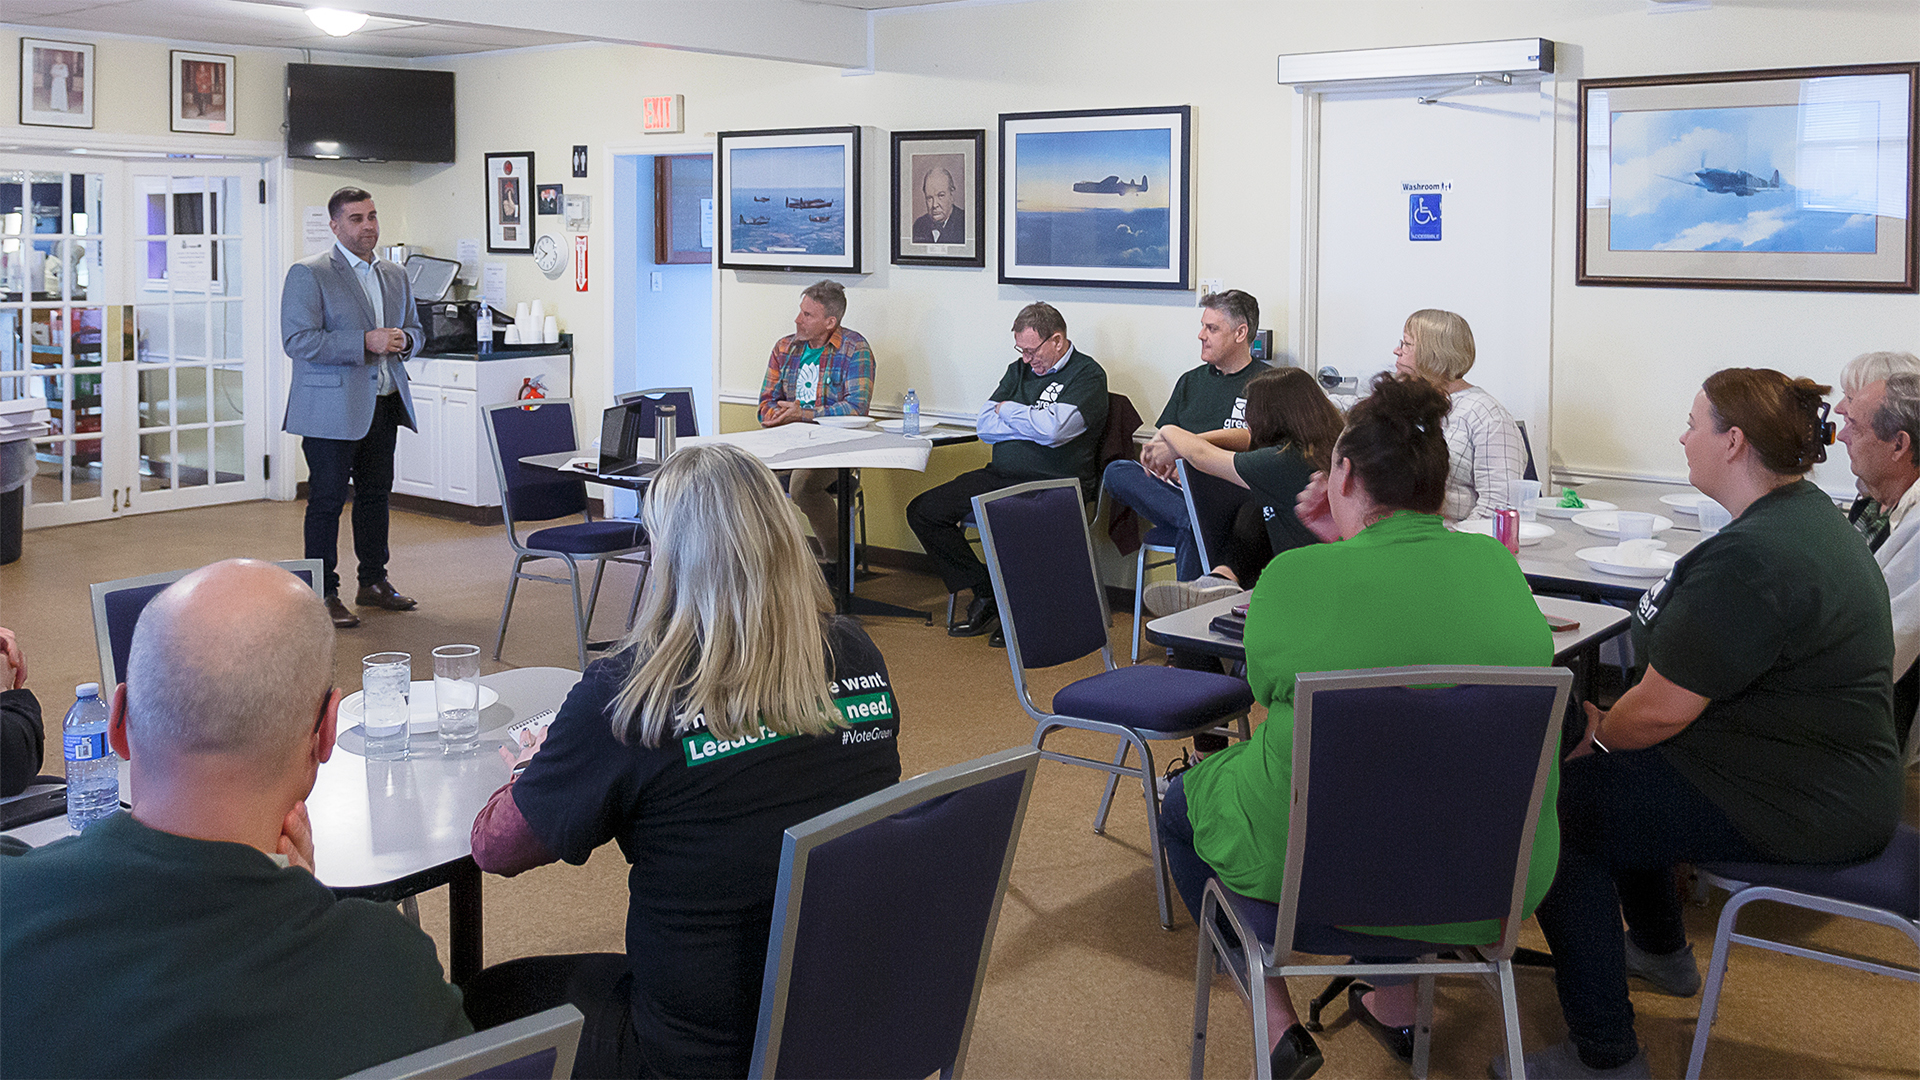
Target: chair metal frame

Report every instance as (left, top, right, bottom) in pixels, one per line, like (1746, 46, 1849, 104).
(483, 399, 650, 670)
(1101, 468, 1178, 664)
(345, 1003, 584, 1079)
(1684, 825, 1919, 1079)
(1190, 665, 1572, 1080)
(975, 477, 1250, 928)
(750, 747, 1040, 1080)
(89, 559, 323, 686)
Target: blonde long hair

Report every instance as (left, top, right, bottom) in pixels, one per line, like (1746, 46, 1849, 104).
(608, 443, 843, 748)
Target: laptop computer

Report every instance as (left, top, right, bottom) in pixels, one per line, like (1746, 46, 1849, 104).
(597, 402, 660, 480)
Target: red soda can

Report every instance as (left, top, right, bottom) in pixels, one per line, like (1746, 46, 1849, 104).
(1493, 508, 1521, 554)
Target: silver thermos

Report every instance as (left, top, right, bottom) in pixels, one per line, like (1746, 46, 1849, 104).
(653, 404, 677, 463)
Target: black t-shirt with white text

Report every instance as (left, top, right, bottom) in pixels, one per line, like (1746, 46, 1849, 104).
(512, 617, 902, 1077)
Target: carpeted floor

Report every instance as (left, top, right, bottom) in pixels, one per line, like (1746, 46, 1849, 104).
(3, 499, 1915, 1078)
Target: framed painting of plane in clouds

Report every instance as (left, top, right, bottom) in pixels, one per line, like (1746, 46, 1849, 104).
(717, 126, 861, 274)
(1578, 64, 1917, 293)
(999, 106, 1190, 289)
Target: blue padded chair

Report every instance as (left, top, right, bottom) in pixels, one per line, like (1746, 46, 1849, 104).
(1684, 822, 1918, 1079)
(346, 1003, 583, 1079)
(89, 559, 322, 686)
(1189, 665, 1572, 1080)
(973, 478, 1253, 928)
(614, 386, 700, 438)
(750, 747, 1039, 1079)
(483, 399, 649, 671)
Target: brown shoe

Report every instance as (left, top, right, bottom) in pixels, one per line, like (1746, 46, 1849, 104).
(325, 595, 360, 629)
(355, 580, 417, 611)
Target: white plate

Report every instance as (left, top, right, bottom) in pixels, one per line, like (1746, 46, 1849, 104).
(1455, 519, 1555, 546)
(341, 680, 500, 732)
(1527, 496, 1617, 519)
(875, 419, 932, 437)
(1572, 510, 1674, 538)
(1659, 492, 1715, 515)
(1577, 545, 1680, 578)
(812, 415, 873, 429)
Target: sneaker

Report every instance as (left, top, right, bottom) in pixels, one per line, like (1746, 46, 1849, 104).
(1155, 749, 1193, 798)
(1622, 935, 1701, 997)
(1143, 574, 1239, 618)
(1490, 1040, 1650, 1080)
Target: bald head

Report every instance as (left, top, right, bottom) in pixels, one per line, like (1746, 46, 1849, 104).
(124, 560, 336, 763)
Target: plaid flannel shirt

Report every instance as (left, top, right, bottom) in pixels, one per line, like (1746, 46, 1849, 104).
(756, 326, 874, 423)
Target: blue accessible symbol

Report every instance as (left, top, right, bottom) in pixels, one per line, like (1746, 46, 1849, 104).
(1409, 194, 1442, 241)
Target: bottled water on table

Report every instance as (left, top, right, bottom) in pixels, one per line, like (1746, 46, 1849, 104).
(63, 683, 119, 831)
(902, 389, 920, 437)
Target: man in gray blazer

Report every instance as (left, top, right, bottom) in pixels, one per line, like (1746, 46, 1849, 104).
(282, 187, 423, 628)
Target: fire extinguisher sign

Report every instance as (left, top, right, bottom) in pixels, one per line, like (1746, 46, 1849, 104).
(573, 236, 589, 291)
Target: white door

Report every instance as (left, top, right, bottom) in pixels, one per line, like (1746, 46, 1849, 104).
(1304, 79, 1555, 460)
(125, 163, 269, 515)
(2, 156, 269, 528)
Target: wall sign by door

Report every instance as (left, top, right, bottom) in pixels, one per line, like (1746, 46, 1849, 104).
(1405, 180, 1450, 242)
(573, 235, 589, 291)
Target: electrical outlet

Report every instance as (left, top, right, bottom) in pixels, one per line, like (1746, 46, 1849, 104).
(650, 272, 663, 292)
(1198, 278, 1224, 303)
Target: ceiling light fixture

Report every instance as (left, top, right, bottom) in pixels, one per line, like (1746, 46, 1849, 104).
(306, 8, 369, 36)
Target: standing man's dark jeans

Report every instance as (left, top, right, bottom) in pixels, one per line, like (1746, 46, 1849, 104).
(1534, 747, 1762, 1070)
(462, 952, 646, 1078)
(302, 391, 406, 596)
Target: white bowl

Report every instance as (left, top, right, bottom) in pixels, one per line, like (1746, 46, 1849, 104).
(1576, 545, 1680, 579)
(1528, 496, 1617, 519)
(341, 680, 500, 733)
(1572, 510, 1674, 539)
(1659, 492, 1716, 516)
(812, 414, 873, 429)
(1455, 519, 1555, 546)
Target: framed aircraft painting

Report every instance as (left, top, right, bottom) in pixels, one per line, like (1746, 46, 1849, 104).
(1578, 63, 1917, 293)
(998, 105, 1191, 290)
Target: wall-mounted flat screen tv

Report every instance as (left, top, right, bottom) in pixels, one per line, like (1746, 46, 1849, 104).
(286, 64, 455, 163)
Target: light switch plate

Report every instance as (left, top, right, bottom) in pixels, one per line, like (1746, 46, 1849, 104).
(1198, 278, 1224, 303)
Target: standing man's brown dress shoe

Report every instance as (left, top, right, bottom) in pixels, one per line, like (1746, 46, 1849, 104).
(355, 581, 417, 611)
(325, 595, 360, 628)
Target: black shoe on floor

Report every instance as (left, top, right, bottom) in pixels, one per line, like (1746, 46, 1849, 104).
(949, 594, 999, 638)
(324, 595, 360, 629)
(1348, 982, 1414, 1065)
(355, 580, 417, 611)
(1270, 1024, 1324, 1080)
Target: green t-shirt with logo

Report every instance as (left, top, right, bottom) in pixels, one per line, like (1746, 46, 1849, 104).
(1157, 359, 1269, 432)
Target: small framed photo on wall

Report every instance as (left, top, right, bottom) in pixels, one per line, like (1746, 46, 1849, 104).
(19, 38, 94, 129)
(171, 50, 234, 135)
(536, 183, 563, 215)
(486, 151, 535, 254)
(891, 129, 985, 268)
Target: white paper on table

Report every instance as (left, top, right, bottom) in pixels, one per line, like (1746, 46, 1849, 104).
(481, 263, 508, 307)
(302, 206, 332, 255)
(674, 427, 932, 471)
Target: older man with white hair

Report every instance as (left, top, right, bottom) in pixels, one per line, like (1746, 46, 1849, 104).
(1836, 352, 1920, 763)
(1, 559, 471, 1077)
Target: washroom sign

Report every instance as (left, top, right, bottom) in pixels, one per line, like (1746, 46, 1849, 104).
(1405, 180, 1450, 242)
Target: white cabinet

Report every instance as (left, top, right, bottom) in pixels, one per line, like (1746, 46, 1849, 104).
(394, 349, 570, 508)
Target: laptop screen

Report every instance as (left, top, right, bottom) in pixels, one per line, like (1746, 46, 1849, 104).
(599, 403, 645, 472)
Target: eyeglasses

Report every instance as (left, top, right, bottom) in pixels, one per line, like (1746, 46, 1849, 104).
(1016, 335, 1059, 360)
(1395, 338, 1415, 351)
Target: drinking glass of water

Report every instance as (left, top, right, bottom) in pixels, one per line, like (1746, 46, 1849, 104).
(361, 652, 412, 761)
(433, 645, 483, 754)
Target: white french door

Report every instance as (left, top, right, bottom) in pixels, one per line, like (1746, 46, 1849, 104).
(2, 155, 269, 528)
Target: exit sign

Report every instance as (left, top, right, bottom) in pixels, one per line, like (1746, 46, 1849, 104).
(642, 95, 684, 134)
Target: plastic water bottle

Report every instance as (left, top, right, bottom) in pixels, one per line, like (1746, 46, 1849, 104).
(476, 303, 493, 354)
(902, 389, 920, 437)
(63, 683, 119, 831)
